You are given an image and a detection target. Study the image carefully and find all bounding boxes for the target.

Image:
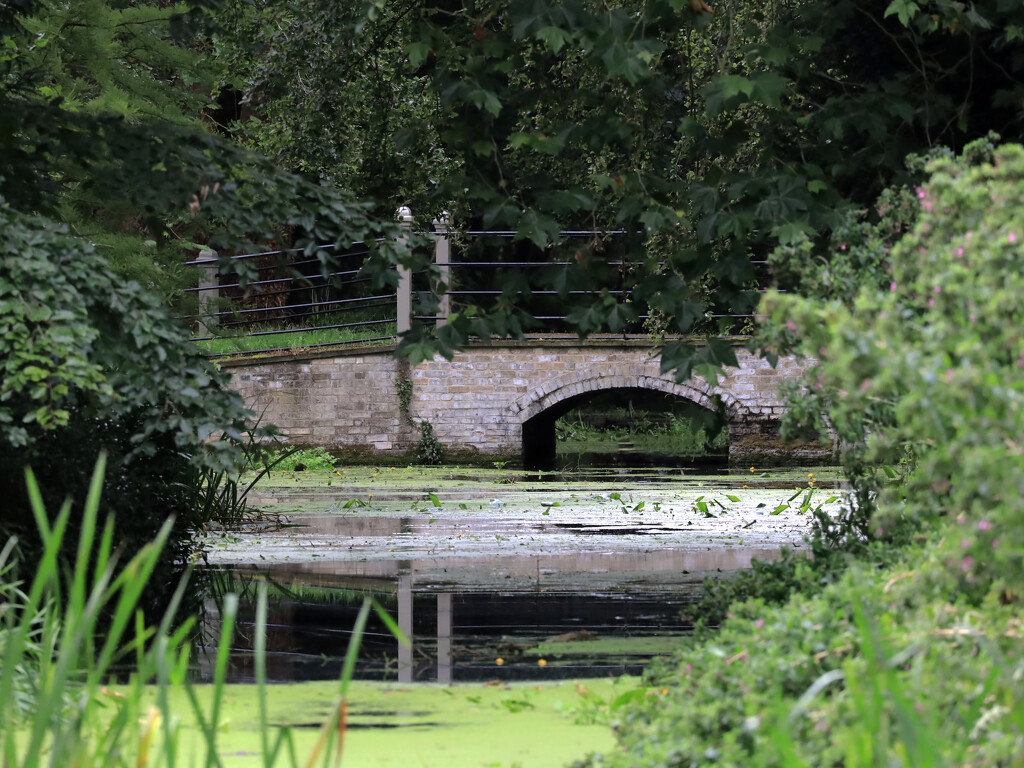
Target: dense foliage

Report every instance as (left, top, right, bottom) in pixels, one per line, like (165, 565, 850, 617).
(2, 0, 1024, 762)
(0, 0, 410, 613)
(212, 0, 1024, 376)
(580, 139, 1024, 768)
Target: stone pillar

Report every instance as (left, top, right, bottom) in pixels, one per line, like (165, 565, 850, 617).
(196, 249, 218, 336)
(433, 213, 451, 326)
(396, 207, 413, 335)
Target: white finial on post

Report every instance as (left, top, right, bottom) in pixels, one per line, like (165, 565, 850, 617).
(396, 207, 413, 335)
(433, 211, 451, 326)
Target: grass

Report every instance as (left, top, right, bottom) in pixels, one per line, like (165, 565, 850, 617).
(556, 409, 728, 456)
(194, 320, 397, 356)
(252, 447, 338, 472)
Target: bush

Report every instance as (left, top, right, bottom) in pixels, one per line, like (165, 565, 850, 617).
(590, 139, 1024, 767)
(416, 420, 444, 465)
(766, 137, 1024, 596)
(0, 199, 260, 623)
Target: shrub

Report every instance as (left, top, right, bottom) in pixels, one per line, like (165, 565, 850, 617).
(416, 420, 443, 465)
(0, 198, 260, 624)
(591, 139, 1024, 767)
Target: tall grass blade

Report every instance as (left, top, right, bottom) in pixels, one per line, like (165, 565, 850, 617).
(69, 453, 107, 641)
(256, 583, 271, 765)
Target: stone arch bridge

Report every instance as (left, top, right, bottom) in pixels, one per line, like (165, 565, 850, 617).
(224, 338, 829, 467)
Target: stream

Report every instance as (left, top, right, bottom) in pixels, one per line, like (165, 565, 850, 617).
(198, 463, 844, 684)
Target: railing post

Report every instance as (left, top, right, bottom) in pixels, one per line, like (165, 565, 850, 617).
(433, 212, 451, 326)
(396, 206, 413, 335)
(196, 248, 218, 336)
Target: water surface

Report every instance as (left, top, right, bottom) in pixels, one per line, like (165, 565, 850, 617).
(199, 464, 843, 683)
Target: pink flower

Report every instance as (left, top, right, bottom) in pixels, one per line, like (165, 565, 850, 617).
(978, 520, 992, 531)
(786, 320, 796, 331)
(961, 538, 971, 549)
(934, 285, 941, 293)
(1010, 233, 1017, 244)
(960, 556, 974, 573)
(956, 247, 964, 257)
(755, 619, 764, 629)
(890, 281, 898, 292)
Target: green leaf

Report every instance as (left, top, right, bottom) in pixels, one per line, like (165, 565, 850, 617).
(407, 41, 431, 68)
(719, 75, 755, 100)
(534, 26, 571, 53)
(772, 221, 814, 244)
(884, 0, 920, 26)
(750, 71, 789, 108)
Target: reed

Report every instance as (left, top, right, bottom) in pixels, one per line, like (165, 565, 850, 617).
(0, 454, 405, 768)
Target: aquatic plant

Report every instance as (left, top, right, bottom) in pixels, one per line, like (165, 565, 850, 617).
(416, 419, 443, 465)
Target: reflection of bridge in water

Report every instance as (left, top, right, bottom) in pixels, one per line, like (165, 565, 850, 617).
(203, 544, 786, 684)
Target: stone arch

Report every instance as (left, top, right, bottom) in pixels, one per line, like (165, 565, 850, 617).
(512, 372, 740, 470)
(510, 372, 742, 423)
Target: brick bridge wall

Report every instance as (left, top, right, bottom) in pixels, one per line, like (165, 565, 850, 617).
(223, 339, 831, 465)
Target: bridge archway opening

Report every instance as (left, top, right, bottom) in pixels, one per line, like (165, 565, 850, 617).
(522, 387, 727, 471)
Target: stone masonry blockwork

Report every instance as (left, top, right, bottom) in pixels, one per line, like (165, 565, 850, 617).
(222, 340, 831, 463)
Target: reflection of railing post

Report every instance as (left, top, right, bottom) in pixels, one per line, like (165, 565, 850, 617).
(398, 574, 413, 682)
(437, 593, 452, 684)
(396, 207, 413, 335)
(433, 213, 451, 327)
(196, 249, 218, 336)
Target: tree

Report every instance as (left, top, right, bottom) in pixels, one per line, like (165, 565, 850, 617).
(0, 0, 413, 617)
(211, 0, 1023, 379)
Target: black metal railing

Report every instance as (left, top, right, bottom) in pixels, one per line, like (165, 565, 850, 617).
(183, 224, 766, 357)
